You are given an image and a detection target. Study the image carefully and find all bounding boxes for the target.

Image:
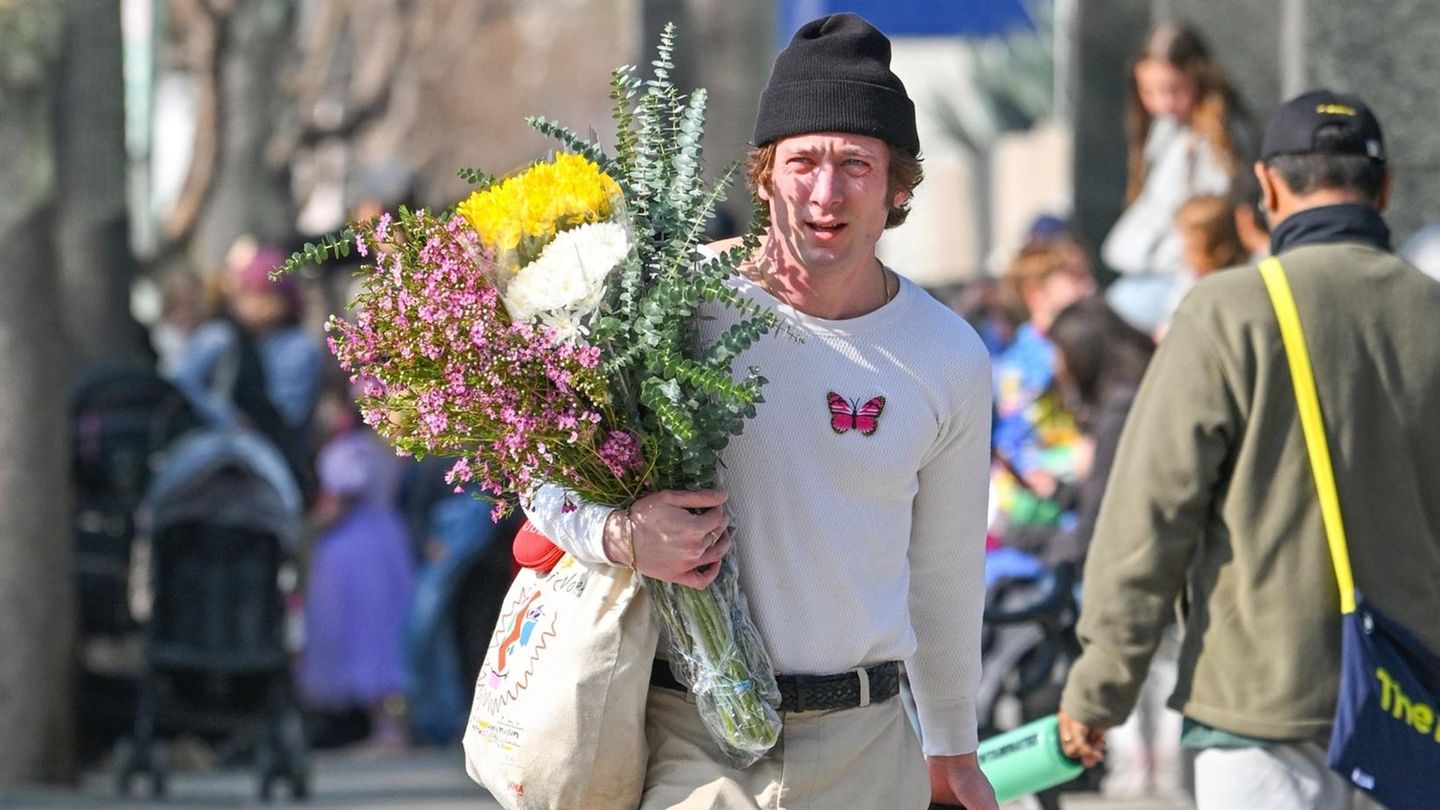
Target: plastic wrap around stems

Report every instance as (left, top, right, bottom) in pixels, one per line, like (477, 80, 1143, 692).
(645, 545, 781, 767)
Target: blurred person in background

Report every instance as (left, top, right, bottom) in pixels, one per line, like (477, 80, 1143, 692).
(1176, 194, 1248, 282)
(1150, 193, 1250, 339)
(299, 411, 415, 751)
(1399, 220, 1440, 282)
(150, 268, 214, 378)
(1003, 297, 1153, 569)
(165, 265, 287, 450)
(976, 297, 1153, 786)
(224, 241, 325, 445)
(223, 240, 326, 499)
(1103, 22, 1252, 334)
(991, 239, 1094, 524)
(941, 278, 1017, 359)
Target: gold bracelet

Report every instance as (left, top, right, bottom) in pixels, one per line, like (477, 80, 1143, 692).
(621, 506, 637, 570)
(609, 507, 635, 569)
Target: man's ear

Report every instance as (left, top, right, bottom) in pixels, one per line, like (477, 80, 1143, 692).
(891, 190, 910, 210)
(1376, 167, 1393, 213)
(757, 180, 772, 203)
(1255, 161, 1281, 217)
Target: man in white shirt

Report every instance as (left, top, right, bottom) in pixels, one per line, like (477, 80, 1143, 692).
(529, 13, 996, 809)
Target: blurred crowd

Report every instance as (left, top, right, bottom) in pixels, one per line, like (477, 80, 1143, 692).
(953, 21, 1279, 804)
(82, 208, 517, 768)
(943, 20, 1440, 806)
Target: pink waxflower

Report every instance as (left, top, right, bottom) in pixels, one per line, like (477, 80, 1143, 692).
(598, 430, 645, 480)
(446, 458, 474, 485)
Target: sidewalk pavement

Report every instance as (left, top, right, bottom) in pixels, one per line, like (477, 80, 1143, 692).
(0, 747, 498, 810)
(0, 747, 1190, 809)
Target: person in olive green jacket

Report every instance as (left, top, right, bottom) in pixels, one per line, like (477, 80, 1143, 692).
(1057, 90, 1440, 810)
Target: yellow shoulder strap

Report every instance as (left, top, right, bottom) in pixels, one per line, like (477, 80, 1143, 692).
(1258, 257, 1356, 614)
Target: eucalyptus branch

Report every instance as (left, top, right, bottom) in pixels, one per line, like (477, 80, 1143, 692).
(273, 229, 355, 278)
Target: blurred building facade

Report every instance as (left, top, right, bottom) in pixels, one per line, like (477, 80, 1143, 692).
(124, 1, 1439, 288)
(126, 0, 1074, 288)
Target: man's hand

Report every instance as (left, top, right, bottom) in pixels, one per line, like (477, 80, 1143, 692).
(927, 752, 998, 809)
(605, 489, 731, 589)
(1056, 710, 1108, 768)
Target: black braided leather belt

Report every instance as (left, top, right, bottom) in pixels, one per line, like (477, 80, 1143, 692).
(650, 659, 902, 712)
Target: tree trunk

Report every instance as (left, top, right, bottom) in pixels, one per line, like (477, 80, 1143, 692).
(190, 0, 298, 268)
(675, 0, 773, 230)
(54, 0, 144, 369)
(0, 3, 76, 784)
(0, 206, 74, 785)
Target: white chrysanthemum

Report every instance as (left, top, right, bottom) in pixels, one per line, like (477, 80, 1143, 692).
(537, 310, 583, 341)
(502, 222, 631, 324)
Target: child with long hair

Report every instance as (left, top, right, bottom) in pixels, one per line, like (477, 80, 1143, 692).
(1148, 193, 1253, 339)
(1102, 22, 1251, 333)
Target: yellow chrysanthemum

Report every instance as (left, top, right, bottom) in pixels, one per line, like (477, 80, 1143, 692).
(457, 154, 621, 262)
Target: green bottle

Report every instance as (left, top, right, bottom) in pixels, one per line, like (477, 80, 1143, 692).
(976, 714, 1085, 803)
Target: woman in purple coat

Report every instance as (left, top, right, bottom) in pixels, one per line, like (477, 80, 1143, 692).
(299, 428, 416, 748)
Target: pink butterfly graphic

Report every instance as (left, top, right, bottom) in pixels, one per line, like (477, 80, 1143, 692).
(827, 392, 886, 436)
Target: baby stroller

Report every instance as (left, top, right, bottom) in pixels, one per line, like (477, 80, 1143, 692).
(70, 362, 201, 758)
(117, 427, 310, 800)
(973, 556, 1087, 810)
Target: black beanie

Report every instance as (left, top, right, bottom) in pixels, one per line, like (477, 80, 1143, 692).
(753, 13, 920, 155)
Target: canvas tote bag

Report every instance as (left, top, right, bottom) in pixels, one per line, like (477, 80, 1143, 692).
(463, 522, 659, 809)
(1261, 257, 1440, 810)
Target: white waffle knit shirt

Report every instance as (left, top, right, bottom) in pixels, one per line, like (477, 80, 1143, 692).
(527, 262, 992, 756)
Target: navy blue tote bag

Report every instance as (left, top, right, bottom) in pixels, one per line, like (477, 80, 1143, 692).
(1327, 594, 1440, 809)
(1263, 258, 1440, 810)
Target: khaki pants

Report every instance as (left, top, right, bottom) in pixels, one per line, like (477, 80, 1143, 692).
(640, 687, 931, 809)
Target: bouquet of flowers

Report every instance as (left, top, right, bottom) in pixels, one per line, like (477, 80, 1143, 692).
(279, 26, 782, 765)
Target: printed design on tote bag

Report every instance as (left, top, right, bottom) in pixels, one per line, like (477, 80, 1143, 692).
(472, 563, 581, 716)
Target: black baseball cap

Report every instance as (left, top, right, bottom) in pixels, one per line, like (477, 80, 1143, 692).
(1260, 90, 1385, 162)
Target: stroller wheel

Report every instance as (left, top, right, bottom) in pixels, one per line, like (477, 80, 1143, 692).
(281, 755, 312, 802)
(114, 739, 135, 797)
(114, 742, 167, 799)
(148, 742, 170, 800)
(291, 772, 311, 801)
(114, 737, 165, 798)
(257, 745, 277, 802)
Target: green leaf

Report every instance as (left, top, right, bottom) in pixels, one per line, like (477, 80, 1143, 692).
(526, 115, 621, 180)
(274, 230, 355, 278)
(457, 167, 496, 187)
